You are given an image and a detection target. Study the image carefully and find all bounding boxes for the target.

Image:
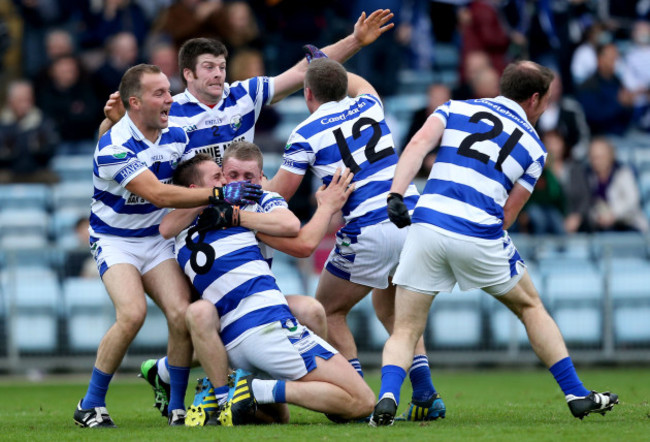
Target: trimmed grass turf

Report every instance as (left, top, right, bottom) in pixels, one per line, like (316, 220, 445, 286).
(0, 367, 647, 441)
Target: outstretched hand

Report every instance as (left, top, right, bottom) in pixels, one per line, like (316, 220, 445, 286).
(315, 167, 355, 215)
(104, 91, 126, 123)
(353, 9, 395, 47)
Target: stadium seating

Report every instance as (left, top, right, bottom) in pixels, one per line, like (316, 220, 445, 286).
(51, 181, 93, 211)
(0, 207, 50, 237)
(63, 277, 112, 352)
(429, 287, 483, 348)
(546, 269, 604, 346)
(608, 263, 650, 345)
(0, 183, 50, 210)
(2, 266, 61, 353)
(51, 154, 94, 182)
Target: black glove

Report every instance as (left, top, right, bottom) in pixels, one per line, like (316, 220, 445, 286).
(387, 193, 411, 228)
(197, 201, 240, 230)
(211, 181, 263, 205)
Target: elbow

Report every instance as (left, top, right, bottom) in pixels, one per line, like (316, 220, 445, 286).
(159, 224, 175, 240)
(286, 218, 301, 237)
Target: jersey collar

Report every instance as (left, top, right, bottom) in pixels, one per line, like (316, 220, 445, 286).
(182, 86, 229, 110)
(490, 96, 530, 124)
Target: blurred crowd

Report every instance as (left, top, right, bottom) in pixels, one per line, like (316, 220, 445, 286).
(0, 0, 649, 237)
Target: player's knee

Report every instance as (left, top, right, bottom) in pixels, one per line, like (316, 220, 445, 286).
(116, 308, 146, 336)
(185, 300, 216, 332)
(298, 300, 326, 331)
(346, 388, 375, 418)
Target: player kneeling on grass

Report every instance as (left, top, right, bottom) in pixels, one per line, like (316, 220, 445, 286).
(161, 144, 374, 424)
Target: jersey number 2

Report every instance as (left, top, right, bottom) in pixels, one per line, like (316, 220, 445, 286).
(333, 117, 395, 174)
(457, 111, 523, 172)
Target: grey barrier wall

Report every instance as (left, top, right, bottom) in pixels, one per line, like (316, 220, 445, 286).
(1, 232, 650, 374)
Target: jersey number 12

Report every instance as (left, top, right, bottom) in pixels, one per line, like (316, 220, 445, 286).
(333, 117, 395, 174)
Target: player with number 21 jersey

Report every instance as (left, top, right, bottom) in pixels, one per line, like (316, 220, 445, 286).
(416, 97, 546, 239)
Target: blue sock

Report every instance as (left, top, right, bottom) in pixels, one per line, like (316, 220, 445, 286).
(272, 380, 286, 403)
(409, 354, 436, 402)
(549, 357, 590, 397)
(348, 358, 364, 378)
(81, 367, 113, 408)
(378, 365, 407, 405)
(168, 365, 190, 412)
(214, 385, 229, 405)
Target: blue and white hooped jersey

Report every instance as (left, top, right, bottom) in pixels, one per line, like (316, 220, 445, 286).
(280, 94, 420, 236)
(175, 190, 292, 349)
(90, 114, 192, 239)
(170, 77, 274, 165)
(414, 96, 546, 240)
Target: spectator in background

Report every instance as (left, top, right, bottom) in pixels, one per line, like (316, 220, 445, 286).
(92, 31, 140, 101)
(148, 42, 183, 95)
(570, 22, 610, 87)
(216, 0, 262, 57)
(621, 20, 650, 131)
(153, 0, 223, 50)
(0, 79, 59, 183)
(458, 0, 511, 80)
(346, 0, 402, 97)
(576, 43, 635, 136)
(468, 66, 500, 99)
(33, 28, 76, 87)
(453, 50, 492, 100)
(585, 137, 648, 233)
(403, 83, 450, 177)
(36, 54, 102, 153)
(537, 73, 590, 160)
(543, 130, 591, 234)
(79, 0, 149, 51)
(12, 0, 78, 78)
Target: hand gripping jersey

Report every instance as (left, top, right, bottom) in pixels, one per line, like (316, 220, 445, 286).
(280, 93, 420, 241)
(414, 96, 547, 240)
(90, 114, 192, 239)
(169, 77, 273, 165)
(175, 191, 293, 349)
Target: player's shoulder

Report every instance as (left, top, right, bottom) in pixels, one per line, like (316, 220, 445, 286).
(162, 125, 189, 144)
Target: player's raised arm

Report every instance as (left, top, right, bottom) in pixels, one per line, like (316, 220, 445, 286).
(271, 9, 395, 104)
(347, 72, 379, 98)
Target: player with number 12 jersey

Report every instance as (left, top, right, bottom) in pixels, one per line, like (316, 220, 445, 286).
(281, 93, 420, 245)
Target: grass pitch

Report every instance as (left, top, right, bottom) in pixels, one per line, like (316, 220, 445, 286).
(0, 366, 647, 441)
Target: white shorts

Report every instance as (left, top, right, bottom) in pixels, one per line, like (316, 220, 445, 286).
(90, 234, 175, 277)
(227, 318, 337, 381)
(393, 223, 525, 296)
(325, 220, 408, 289)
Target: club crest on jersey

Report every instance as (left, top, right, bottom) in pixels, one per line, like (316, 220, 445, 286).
(230, 115, 242, 131)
